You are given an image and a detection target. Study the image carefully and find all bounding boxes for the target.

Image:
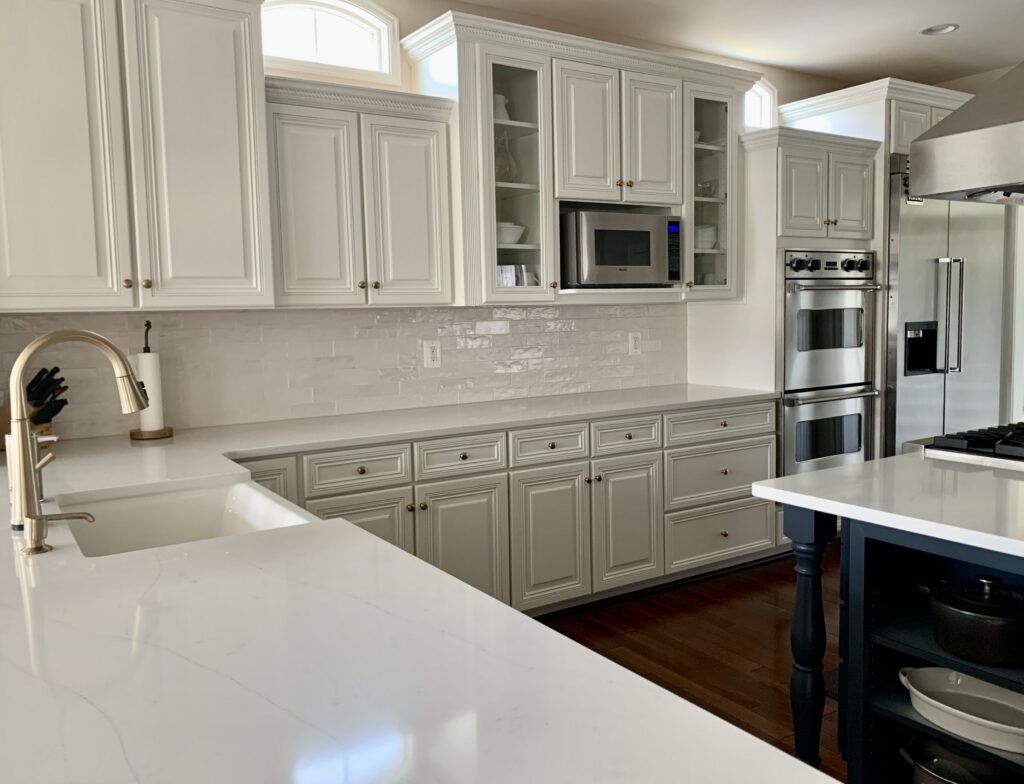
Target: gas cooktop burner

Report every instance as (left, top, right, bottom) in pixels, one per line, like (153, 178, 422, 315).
(931, 424, 1024, 460)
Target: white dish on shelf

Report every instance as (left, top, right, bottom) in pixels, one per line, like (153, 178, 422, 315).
(496, 223, 526, 244)
(695, 224, 718, 249)
(899, 667, 1024, 753)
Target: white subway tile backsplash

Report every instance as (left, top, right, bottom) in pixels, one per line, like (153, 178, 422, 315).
(0, 305, 687, 440)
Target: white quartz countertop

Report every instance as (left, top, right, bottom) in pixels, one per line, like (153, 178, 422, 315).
(0, 384, 835, 784)
(753, 452, 1024, 557)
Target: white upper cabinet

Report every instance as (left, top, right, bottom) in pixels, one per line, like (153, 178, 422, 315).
(553, 61, 621, 201)
(122, 0, 273, 309)
(779, 141, 874, 240)
(553, 60, 682, 205)
(621, 73, 682, 204)
(267, 103, 365, 306)
(0, 0, 134, 312)
(890, 100, 933, 155)
(361, 114, 452, 305)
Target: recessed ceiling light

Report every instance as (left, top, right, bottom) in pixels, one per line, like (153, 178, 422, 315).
(921, 23, 960, 35)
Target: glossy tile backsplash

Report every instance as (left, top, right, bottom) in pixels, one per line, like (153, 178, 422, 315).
(1, 305, 686, 440)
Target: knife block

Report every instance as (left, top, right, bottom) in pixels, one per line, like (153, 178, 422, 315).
(0, 404, 55, 452)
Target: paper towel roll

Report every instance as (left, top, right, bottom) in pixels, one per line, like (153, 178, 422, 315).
(132, 352, 165, 432)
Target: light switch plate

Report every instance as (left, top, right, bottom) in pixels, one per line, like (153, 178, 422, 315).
(628, 332, 642, 355)
(423, 340, 441, 368)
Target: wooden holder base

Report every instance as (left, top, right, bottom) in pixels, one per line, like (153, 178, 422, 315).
(129, 426, 174, 441)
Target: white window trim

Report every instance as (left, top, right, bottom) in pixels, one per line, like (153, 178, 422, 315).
(744, 77, 778, 130)
(261, 0, 401, 87)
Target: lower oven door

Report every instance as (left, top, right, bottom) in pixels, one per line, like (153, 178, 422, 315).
(783, 387, 877, 475)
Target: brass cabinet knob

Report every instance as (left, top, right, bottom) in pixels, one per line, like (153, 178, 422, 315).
(584, 476, 593, 484)
(406, 503, 415, 512)
(615, 179, 624, 186)
(549, 281, 557, 289)
(547, 441, 557, 449)
(720, 530, 730, 538)
(122, 279, 134, 289)
(358, 280, 367, 289)
(141, 279, 153, 289)
(419, 501, 429, 510)
(372, 281, 381, 289)
(624, 432, 633, 440)
(458, 452, 469, 461)
(356, 466, 367, 475)
(594, 474, 603, 482)
(720, 468, 729, 475)
(626, 180, 635, 187)
(686, 281, 694, 288)
(720, 420, 729, 428)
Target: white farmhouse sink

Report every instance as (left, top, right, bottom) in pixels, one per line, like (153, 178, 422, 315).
(63, 481, 316, 557)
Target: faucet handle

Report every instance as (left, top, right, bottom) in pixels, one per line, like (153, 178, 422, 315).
(22, 512, 95, 556)
(35, 452, 55, 471)
(36, 435, 59, 445)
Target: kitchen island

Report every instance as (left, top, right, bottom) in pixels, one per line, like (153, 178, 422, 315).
(754, 451, 1024, 782)
(0, 385, 831, 783)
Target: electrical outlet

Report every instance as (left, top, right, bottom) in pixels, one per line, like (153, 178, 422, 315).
(628, 332, 642, 355)
(423, 339, 441, 368)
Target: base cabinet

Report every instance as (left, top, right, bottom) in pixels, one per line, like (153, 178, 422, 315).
(666, 497, 773, 574)
(241, 455, 300, 505)
(591, 451, 664, 591)
(510, 462, 592, 610)
(307, 487, 415, 553)
(415, 473, 510, 602)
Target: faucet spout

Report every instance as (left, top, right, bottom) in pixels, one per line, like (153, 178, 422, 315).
(7, 330, 148, 544)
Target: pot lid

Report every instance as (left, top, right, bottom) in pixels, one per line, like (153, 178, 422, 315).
(937, 576, 1024, 618)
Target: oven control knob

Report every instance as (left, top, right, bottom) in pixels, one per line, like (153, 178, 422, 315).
(841, 258, 857, 272)
(790, 258, 809, 272)
(808, 258, 822, 272)
(856, 258, 871, 273)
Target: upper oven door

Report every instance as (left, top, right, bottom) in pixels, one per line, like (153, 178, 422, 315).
(783, 387, 876, 475)
(784, 281, 878, 391)
(577, 212, 668, 286)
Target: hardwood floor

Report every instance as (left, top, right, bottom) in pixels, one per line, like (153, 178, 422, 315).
(540, 547, 845, 781)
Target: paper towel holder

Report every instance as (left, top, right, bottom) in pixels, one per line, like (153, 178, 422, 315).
(130, 320, 174, 441)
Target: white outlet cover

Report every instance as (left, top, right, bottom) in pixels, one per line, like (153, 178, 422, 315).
(423, 340, 441, 368)
(628, 332, 642, 355)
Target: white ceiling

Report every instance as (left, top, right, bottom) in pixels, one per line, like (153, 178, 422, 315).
(464, 0, 1024, 85)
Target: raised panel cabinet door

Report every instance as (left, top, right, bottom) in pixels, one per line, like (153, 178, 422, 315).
(361, 114, 452, 305)
(415, 474, 510, 603)
(890, 100, 932, 155)
(0, 0, 135, 311)
(930, 106, 953, 126)
(267, 104, 366, 306)
(241, 455, 299, 505)
(122, 0, 273, 309)
(306, 487, 415, 553)
(828, 152, 874, 240)
(553, 60, 621, 201)
(510, 462, 592, 611)
(778, 146, 829, 237)
(622, 72, 682, 205)
(591, 451, 664, 592)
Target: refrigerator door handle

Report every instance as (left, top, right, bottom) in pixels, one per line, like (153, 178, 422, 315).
(950, 257, 965, 373)
(936, 257, 955, 374)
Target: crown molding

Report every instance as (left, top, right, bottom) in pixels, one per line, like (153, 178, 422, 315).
(265, 76, 454, 120)
(779, 77, 972, 123)
(741, 126, 881, 154)
(402, 11, 760, 92)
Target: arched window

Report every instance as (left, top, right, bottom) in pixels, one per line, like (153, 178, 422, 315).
(744, 78, 778, 130)
(262, 0, 400, 85)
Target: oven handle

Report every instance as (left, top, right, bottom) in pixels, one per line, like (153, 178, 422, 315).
(791, 284, 883, 292)
(784, 389, 879, 407)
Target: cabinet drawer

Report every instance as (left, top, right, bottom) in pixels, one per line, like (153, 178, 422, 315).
(590, 415, 662, 456)
(664, 402, 775, 446)
(509, 423, 589, 466)
(665, 435, 776, 510)
(239, 455, 300, 505)
(414, 431, 506, 480)
(666, 497, 774, 574)
(303, 443, 412, 497)
(306, 487, 415, 553)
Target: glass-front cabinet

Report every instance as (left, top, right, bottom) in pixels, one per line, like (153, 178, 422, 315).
(684, 84, 738, 300)
(480, 48, 555, 302)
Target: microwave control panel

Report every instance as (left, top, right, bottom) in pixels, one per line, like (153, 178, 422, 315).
(668, 220, 681, 281)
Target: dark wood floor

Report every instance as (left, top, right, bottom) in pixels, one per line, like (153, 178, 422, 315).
(541, 547, 845, 781)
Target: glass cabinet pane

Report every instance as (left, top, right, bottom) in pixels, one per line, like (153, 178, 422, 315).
(491, 63, 543, 290)
(688, 94, 733, 296)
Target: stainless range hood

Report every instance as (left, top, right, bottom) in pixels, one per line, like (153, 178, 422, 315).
(910, 62, 1024, 205)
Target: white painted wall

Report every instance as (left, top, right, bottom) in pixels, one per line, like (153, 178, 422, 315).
(938, 65, 1015, 94)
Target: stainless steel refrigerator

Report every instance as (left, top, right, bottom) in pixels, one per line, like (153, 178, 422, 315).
(885, 154, 1011, 455)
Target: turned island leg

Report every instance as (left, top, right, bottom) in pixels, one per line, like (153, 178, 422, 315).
(784, 506, 837, 768)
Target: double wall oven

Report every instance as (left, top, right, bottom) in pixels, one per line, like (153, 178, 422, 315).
(783, 250, 880, 475)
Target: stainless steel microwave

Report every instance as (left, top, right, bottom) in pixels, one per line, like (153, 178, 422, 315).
(560, 210, 681, 287)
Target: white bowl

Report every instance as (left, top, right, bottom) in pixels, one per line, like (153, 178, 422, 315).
(695, 224, 718, 249)
(497, 223, 526, 244)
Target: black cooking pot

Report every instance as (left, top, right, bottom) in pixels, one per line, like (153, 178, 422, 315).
(900, 735, 1014, 784)
(927, 575, 1024, 667)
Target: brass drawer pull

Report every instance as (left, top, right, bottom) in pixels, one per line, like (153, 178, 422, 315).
(405, 503, 415, 512)
(548, 441, 557, 449)
(624, 432, 633, 440)
(720, 420, 729, 427)
(356, 466, 367, 475)
(720, 530, 730, 538)
(458, 452, 469, 461)
(419, 501, 429, 510)
(720, 468, 729, 476)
